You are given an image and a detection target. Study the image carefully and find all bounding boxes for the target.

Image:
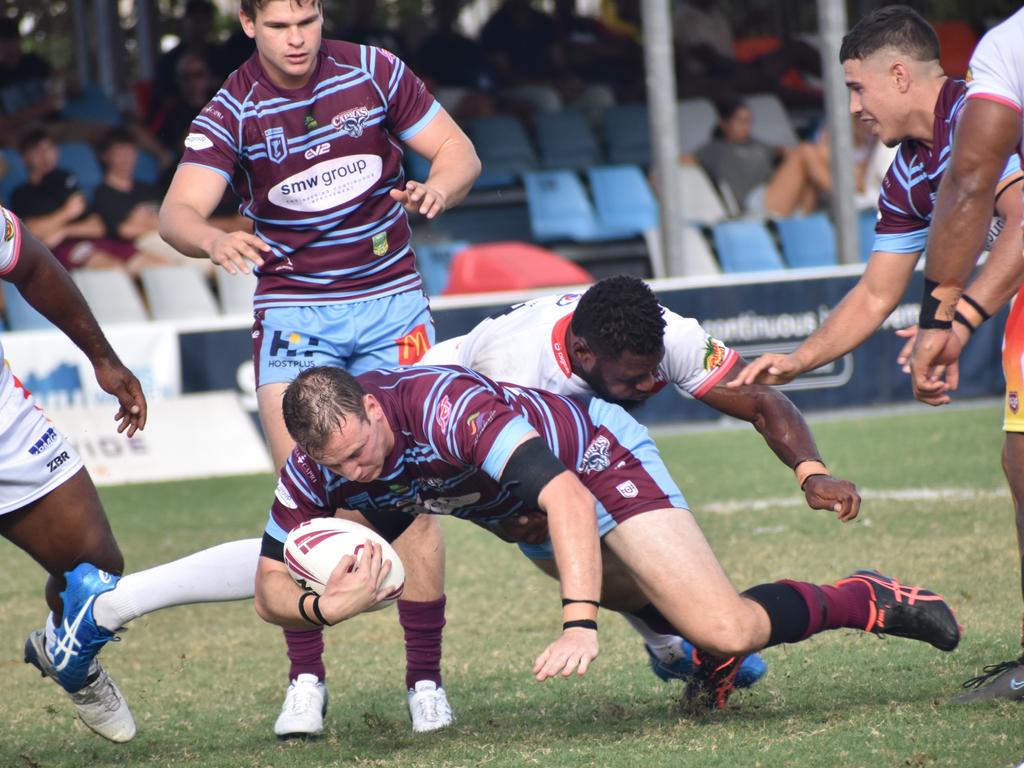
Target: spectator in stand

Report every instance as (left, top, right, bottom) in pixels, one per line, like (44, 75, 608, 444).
(153, 0, 231, 108)
(690, 96, 831, 218)
(480, 0, 614, 119)
(415, 0, 496, 121)
(92, 127, 205, 275)
(338, 0, 411, 62)
(552, 0, 643, 102)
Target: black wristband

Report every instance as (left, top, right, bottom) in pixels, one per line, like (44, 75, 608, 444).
(563, 619, 598, 631)
(960, 293, 991, 323)
(311, 595, 333, 626)
(297, 592, 320, 626)
(919, 277, 954, 330)
(953, 311, 977, 335)
(561, 598, 601, 607)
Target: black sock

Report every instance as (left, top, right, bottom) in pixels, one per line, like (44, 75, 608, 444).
(742, 583, 810, 647)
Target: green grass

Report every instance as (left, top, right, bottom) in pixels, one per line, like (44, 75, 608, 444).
(2, 403, 1023, 767)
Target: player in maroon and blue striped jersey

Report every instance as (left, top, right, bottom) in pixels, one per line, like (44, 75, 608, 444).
(255, 364, 961, 715)
(158, 0, 480, 737)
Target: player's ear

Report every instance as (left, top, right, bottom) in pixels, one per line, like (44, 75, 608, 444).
(362, 394, 381, 421)
(239, 9, 256, 38)
(571, 336, 595, 368)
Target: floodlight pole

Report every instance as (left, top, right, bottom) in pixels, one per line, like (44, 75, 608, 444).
(817, 0, 860, 264)
(641, 0, 684, 278)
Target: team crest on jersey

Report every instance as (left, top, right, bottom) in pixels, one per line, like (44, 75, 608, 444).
(264, 126, 288, 164)
(578, 435, 611, 474)
(556, 293, 580, 307)
(436, 395, 452, 431)
(703, 337, 727, 370)
(1010, 391, 1019, 414)
(372, 231, 389, 256)
(615, 480, 639, 499)
(332, 106, 370, 138)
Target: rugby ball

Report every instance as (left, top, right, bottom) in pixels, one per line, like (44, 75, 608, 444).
(284, 518, 405, 611)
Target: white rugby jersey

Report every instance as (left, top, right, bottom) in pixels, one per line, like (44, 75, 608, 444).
(966, 8, 1024, 161)
(434, 292, 737, 401)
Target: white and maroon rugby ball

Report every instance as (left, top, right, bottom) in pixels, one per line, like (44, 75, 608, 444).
(284, 518, 405, 611)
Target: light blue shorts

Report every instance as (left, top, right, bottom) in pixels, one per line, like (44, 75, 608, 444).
(252, 291, 434, 387)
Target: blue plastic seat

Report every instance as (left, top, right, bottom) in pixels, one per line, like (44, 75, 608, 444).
(61, 84, 121, 125)
(58, 142, 103, 201)
(524, 170, 634, 243)
(587, 165, 659, 235)
(3, 281, 56, 331)
(467, 115, 537, 188)
(0, 148, 27, 205)
(414, 240, 469, 296)
(711, 220, 785, 273)
(134, 148, 161, 185)
(534, 109, 603, 170)
(603, 104, 651, 166)
(775, 212, 838, 268)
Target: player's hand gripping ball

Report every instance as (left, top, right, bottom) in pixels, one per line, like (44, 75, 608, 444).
(284, 518, 405, 611)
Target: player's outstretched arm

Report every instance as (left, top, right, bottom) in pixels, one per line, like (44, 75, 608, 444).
(6, 226, 146, 436)
(159, 164, 269, 274)
(729, 251, 918, 388)
(392, 108, 481, 219)
(912, 99, 1022, 403)
(705, 362, 860, 519)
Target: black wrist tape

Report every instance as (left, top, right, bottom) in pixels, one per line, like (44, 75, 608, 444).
(563, 619, 598, 631)
(953, 311, 976, 335)
(919, 278, 954, 330)
(960, 293, 991, 323)
(562, 598, 601, 607)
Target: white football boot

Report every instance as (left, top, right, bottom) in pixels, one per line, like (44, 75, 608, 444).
(274, 674, 328, 739)
(24, 629, 136, 743)
(407, 680, 454, 733)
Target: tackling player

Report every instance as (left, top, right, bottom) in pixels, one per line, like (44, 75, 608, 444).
(420, 274, 862, 686)
(903, 7, 1024, 701)
(0, 205, 146, 742)
(158, 0, 480, 736)
(255, 364, 960, 714)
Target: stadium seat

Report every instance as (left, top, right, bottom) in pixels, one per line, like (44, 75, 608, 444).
(0, 148, 27, 204)
(58, 142, 104, 201)
(603, 103, 651, 166)
(2, 281, 56, 331)
(141, 265, 219, 320)
(745, 93, 799, 148)
(71, 268, 149, 324)
(134, 148, 161, 185)
(711, 220, 785, 273)
(676, 164, 731, 224)
(442, 242, 593, 294)
(466, 115, 537, 188)
(524, 170, 635, 243)
(775, 212, 838, 268)
(61, 83, 122, 125)
(534, 109, 603, 170)
(643, 225, 720, 278)
(215, 268, 258, 315)
(587, 165, 659, 235)
(859, 207, 878, 262)
(677, 98, 717, 155)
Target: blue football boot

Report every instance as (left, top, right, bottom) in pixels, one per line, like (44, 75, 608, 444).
(646, 638, 767, 688)
(51, 563, 120, 693)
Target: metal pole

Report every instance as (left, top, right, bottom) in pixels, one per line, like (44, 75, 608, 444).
(135, 0, 157, 82)
(817, 0, 859, 264)
(73, 0, 91, 85)
(641, 0, 684, 278)
(94, 0, 118, 97)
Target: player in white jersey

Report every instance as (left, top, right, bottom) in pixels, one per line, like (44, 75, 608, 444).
(905, 7, 1024, 702)
(0, 205, 146, 742)
(421, 275, 861, 687)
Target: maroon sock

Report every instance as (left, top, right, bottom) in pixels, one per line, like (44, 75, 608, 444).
(779, 578, 872, 640)
(398, 595, 446, 689)
(283, 626, 326, 681)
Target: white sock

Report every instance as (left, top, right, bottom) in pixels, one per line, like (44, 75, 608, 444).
(621, 612, 684, 662)
(44, 612, 57, 661)
(92, 538, 262, 631)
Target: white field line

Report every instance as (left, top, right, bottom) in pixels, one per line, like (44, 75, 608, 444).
(700, 486, 1010, 515)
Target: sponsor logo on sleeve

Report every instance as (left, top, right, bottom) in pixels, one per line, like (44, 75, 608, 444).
(275, 479, 298, 509)
(615, 480, 639, 498)
(184, 132, 214, 151)
(703, 337, 727, 370)
(556, 293, 581, 307)
(436, 395, 452, 432)
(578, 435, 611, 474)
(268, 154, 383, 212)
(396, 323, 430, 365)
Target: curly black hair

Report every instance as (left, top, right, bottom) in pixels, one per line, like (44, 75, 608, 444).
(840, 6, 939, 64)
(571, 275, 665, 358)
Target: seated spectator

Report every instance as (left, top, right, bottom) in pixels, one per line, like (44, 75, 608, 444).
(552, 0, 643, 101)
(690, 96, 830, 218)
(92, 127, 205, 275)
(153, 0, 231, 108)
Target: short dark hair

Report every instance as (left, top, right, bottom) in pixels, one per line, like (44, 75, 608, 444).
(840, 6, 939, 63)
(17, 125, 54, 155)
(95, 126, 136, 160)
(712, 94, 746, 123)
(571, 275, 666, 358)
(282, 366, 367, 456)
(240, 0, 321, 21)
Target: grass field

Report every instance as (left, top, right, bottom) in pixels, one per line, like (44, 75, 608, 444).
(2, 401, 1023, 768)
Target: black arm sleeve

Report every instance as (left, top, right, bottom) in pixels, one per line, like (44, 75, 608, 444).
(499, 437, 569, 509)
(261, 532, 285, 562)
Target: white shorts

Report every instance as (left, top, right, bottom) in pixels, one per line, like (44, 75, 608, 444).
(0, 364, 84, 515)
